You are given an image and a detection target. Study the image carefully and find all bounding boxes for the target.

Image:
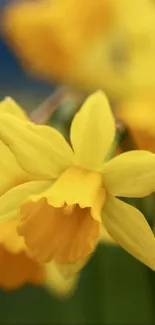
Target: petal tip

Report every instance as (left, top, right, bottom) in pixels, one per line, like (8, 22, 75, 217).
(89, 90, 110, 103)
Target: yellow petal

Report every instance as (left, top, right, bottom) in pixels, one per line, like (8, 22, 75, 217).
(18, 167, 105, 265)
(115, 98, 155, 153)
(56, 258, 88, 278)
(0, 114, 74, 179)
(100, 227, 115, 244)
(2, 0, 109, 89)
(102, 150, 155, 197)
(45, 261, 79, 297)
(102, 196, 155, 270)
(0, 220, 45, 289)
(70, 91, 115, 170)
(45, 166, 106, 221)
(0, 247, 45, 289)
(0, 97, 28, 120)
(0, 220, 24, 254)
(18, 201, 101, 265)
(0, 180, 51, 222)
(0, 140, 27, 196)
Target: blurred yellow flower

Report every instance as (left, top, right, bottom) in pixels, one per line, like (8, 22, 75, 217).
(2, 0, 109, 90)
(116, 98, 155, 153)
(0, 91, 155, 276)
(3, 0, 155, 97)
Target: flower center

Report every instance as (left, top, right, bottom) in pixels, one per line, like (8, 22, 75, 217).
(18, 166, 106, 265)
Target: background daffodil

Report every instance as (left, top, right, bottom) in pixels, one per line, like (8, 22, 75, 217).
(3, 0, 155, 98)
(1, 0, 109, 92)
(0, 92, 155, 275)
(116, 97, 155, 153)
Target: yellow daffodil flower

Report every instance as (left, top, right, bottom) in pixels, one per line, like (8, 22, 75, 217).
(0, 91, 155, 276)
(116, 97, 155, 153)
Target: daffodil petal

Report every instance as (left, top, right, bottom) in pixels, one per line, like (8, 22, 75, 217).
(18, 197, 101, 265)
(0, 97, 28, 120)
(0, 140, 27, 196)
(0, 220, 45, 287)
(70, 91, 115, 170)
(102, 196, 155, 270)
(0, 220, 27, 257)
(0, 180, 51, 221)
(100, 227, 115, 244)
(55, 258, 88, 278)
(102, 150, 155, 197)
(0, 220, 45, 288)
(45, 261, 79, 297)
(18, 166, 103, 266)
(0, 211, 19, 222)
(0, 249, 45, 289)
(0, 114, 74, 179)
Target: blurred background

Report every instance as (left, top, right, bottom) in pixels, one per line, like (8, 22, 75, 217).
(1, 0, 155, 324)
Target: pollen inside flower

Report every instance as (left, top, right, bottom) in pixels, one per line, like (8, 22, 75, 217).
(18, 167, 106, 265)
